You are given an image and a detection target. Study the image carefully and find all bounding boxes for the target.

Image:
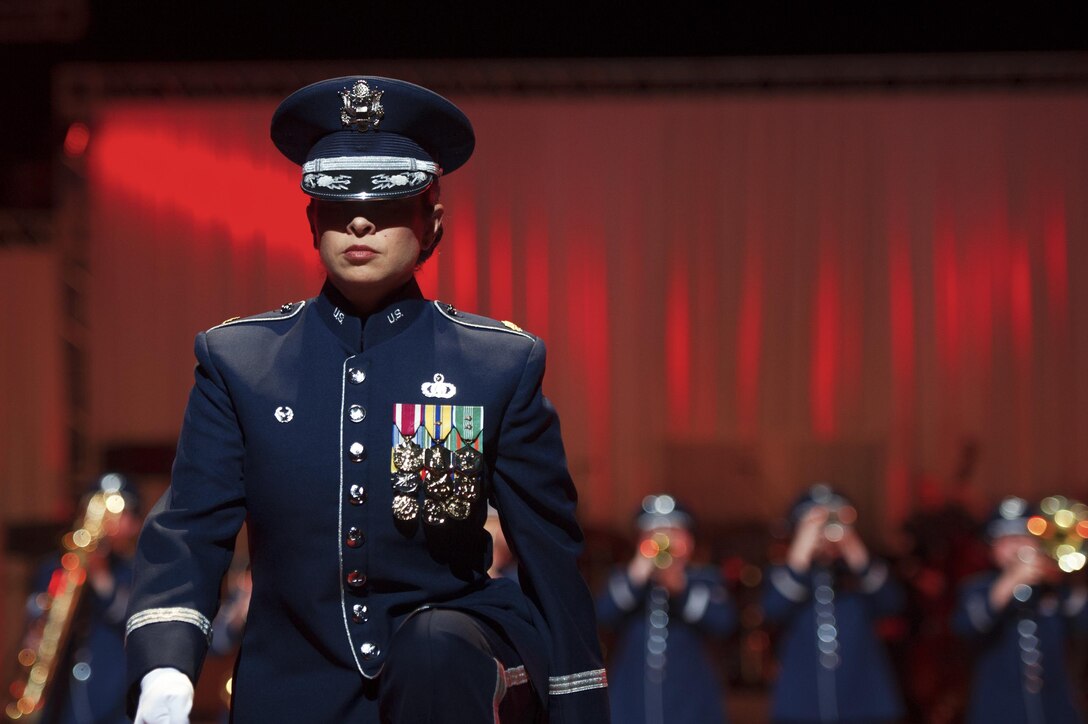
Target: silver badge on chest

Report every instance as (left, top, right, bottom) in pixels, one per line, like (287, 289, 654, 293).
(274, 406, 294, 423)
(421, 373, 457, 399)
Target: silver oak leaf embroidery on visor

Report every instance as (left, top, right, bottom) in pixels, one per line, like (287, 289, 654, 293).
(372, 171, 428, 190)
(303, 173, 351, 190)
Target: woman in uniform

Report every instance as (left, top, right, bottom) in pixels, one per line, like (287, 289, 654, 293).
(125, 76, 608, 724)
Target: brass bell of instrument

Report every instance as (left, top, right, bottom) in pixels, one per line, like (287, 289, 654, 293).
(640, 532, 674, 569)
(1027, 495, 1088, 573)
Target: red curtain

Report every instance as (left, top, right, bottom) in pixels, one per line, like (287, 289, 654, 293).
(77, 91, 1088, 534)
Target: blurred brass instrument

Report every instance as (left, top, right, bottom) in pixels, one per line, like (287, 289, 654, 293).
(823, 503, 857, 543)
(1026, 495, 1088, 573)
(4, 482, 127, 721)
(639, 530, 693, 569)
(640, 532, 675, 569)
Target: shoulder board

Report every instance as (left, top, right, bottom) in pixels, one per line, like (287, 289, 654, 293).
(207, 300, 306, 332)
(433, 301, 534, 341)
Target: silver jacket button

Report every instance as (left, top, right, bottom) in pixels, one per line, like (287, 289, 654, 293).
(348, 405, 366, 423)
(348, 368, 366, 384)
(346, 570, 367, 588)
(349, 442, 366, 462)
(349, 484, 366, 505)
(346, 527, 364, 548)
(360, 642, 381, 659)
(352, 604, 368, 623)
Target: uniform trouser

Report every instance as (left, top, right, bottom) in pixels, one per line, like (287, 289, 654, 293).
(378, 608, 542, 724)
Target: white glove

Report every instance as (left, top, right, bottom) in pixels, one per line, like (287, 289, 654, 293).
(134, 667, 194, 724)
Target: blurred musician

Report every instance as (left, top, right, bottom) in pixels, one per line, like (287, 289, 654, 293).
(9, 474, 142, 724)
(762, 483, 905, 723)
(596, 494, 736, 724)
(953, 496, 1088, 724)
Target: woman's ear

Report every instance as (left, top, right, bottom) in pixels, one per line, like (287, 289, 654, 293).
(422, 203, 445, 251)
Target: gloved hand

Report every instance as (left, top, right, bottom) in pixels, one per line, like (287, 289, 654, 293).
(134, 667, 194, 724)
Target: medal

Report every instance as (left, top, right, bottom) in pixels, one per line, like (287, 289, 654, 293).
(425, 472, 453, 498)
(423, 498, 447, 525)
(444, 498, 472, 520)
(392, 439, 424, 472)
(424, 444, 452, 474)
(391, 404, 486, 526)
(454, 446, 482, 474)
(391, 472, 420, 494)
(453, 478, 479, 502)
(392, 494, 419, 521)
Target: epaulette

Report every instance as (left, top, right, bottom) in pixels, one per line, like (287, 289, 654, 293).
(433, 301, 534, 340)
(208, 300, 307, 332)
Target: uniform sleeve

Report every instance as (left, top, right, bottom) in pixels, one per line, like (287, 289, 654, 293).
(490, 338, 610, 723)
(1064, 583, 1088, 634)
(856, 559, 905, 617)
(595, 568, 647, 630)
(951, 576, 1002, 639)
(124, 331, 247, 713)
(762, 565, 812, 624)
(674, 569, 737, 638)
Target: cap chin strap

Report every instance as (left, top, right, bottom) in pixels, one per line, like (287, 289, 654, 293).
(304, 155, 442, 175)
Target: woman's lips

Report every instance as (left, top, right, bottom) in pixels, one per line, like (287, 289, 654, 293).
(344, 245, 377, 262)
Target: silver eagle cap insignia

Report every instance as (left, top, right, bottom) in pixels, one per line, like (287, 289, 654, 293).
(340, 80, 385, 132)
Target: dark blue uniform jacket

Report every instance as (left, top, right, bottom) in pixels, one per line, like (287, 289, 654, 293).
(125, 279, 608, 722)
(953, 571, 1088, 724)
(763, 560, 905, 723)
(596, 565, 736, 724)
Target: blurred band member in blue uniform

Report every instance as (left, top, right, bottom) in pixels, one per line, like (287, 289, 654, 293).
(124, 76, 608, 723)
(953, 496, 1088, 724)
(763, 484, 905, 723)
(19, 474, 141, 724)
(596, 494, 736, 724)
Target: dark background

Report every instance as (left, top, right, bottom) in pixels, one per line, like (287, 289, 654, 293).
(3, 2, 1088, 210)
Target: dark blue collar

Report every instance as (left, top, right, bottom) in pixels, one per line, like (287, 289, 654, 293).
(313, 278, 429, 352)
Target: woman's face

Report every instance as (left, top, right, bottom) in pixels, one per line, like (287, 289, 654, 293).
(309, 196, 442, 301)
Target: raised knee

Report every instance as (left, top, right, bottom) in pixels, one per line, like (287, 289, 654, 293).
(387, 609, 487, 676)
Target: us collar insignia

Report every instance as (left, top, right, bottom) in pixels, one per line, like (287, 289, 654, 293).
(340, 80, 384, 132)
(421, 373, 457, 399)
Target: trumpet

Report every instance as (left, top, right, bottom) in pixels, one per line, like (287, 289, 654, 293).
(802, 484, 856, 543)
(822, 503, 857, 543)
(1026, 495, 1088, 573)
(639, 530, 693, 569)
(4, 480, 128, 721)
(640, 532, 675, 569)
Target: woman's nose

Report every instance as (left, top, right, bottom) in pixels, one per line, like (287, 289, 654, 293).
(347, 215, 375, 236)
